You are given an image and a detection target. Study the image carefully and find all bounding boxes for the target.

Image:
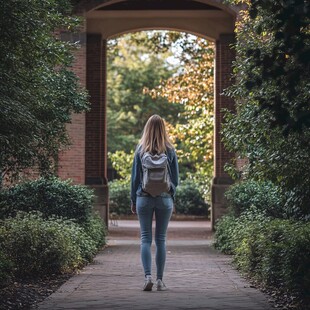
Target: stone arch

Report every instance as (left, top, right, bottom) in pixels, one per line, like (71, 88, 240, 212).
(58, 0, 238, 229)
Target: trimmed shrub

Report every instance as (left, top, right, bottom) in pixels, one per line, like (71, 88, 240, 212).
(175, 179, 209, 216)
(225, 180, 284, 218)
(83, 212, 107, 249)
(214, 213, 310, 304)
(213, 214, 237, 254)
(0, 177, 94, 224)
(109, 178, 209, 216)
(214, 207, 269, 254)
(0, 212, 97, 277)
(109, 180, 131, 215)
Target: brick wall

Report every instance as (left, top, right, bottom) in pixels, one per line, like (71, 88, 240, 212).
(58, 21, 87, 184)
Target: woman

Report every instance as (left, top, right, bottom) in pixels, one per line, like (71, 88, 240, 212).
(130, 114, 179, 291)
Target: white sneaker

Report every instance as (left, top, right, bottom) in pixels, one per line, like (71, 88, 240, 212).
(143, 275, 153, 291)
(156, 279, 167, 291)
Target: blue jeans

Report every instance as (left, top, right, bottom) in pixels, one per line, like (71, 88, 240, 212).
(136, 194, 173, 280)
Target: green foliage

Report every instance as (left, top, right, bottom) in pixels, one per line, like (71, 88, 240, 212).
(0, 177, 106, 283)
(108, 150, 134, 181)
(226, 0, 310, 134)
(83, 212, 106, 249)
(175, 179, 209, 216)
(107, 31, 214, 199)
(0, 0, 89, 181)
(225, 180, 284, 218)
(109, 178, 208, 216)
(107, 31, 183, 155)
(0, 212, 96, 276)
(150, 37, 214, 198)
(214, 207, 268, 254)
(186, 166, 212, 202)
(109, 180, 131, 215)
(0, 177, 94, 224)
(215, 211, 310, 304)
(222, 1, 310, 218)
(217, 2, 310, 304)
(0, 251, 13, 288)
(213, 214, 237, 254)
(223, 101, 310, 219)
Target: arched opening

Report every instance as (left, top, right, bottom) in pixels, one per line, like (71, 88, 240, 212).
(106, 30, 214, 237)
(58, 0, 238, 230)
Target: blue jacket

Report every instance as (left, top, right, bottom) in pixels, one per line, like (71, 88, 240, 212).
(130, 146, 179, 205)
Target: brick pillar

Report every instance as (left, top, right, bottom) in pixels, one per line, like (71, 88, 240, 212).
(58, 28, 87, 184)
(86, 34, 109, 227)
(102, 39, 108, 183)
(86, 34, 106, 185)
(211, 33, 236, 229)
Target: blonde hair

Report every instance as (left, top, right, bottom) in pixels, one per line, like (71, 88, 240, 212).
(139, 114, 173, 154)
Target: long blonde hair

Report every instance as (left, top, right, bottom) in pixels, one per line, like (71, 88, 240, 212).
(139, 114, 173, 154)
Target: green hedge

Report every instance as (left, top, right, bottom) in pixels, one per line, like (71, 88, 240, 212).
(0, 178, 107, 286)
(175, 179, 209, 216)
(0, 177, 94, 224)
(0, 212, 100, 277)
(225, 180, 284, 218)
(214, 210, 310, 304)
(83, 212, 107, 249)
(109, 178, 209, 216)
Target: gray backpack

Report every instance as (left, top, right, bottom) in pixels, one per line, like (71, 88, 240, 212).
(141, 152, 171, 197)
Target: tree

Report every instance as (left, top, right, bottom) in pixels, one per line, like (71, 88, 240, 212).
(149, 37, 214, 200)
(228, 0, 310, 134)
(223, 0, 310, 218)
(107, 31, 184, 154)
(0, 0, 89, 183)
(107, 31, 215, 202)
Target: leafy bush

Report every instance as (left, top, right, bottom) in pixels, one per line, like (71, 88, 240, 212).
(214, 207, 269, 254)
(108, 150, 134, 181)
(175, 179, 209, 216)
(109, 178, 209, 216)
(0, 212, 97, 277)
(0, 251, 13, 288)
(225, 180, 284, 218)
(214, 212, 310, 303)
(109, 180, 131, 215)
(213, 214, 237, 254)
(83, 212, 106, 249)
(0, 177, 94, 224)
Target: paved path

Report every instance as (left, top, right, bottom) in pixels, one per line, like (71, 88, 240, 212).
(38, 220, 273, 310)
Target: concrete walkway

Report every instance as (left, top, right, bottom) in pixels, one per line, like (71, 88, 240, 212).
(38, 220, 273, 310)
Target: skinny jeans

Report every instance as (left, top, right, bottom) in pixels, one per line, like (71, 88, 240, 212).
(136, 194, 173, 280)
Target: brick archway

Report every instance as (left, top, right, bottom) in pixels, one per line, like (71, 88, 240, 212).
(58, 0, 239, 229)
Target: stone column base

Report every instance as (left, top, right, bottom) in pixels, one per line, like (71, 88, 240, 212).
(88, 185, 109, 229)
(211, 177, 234, 230)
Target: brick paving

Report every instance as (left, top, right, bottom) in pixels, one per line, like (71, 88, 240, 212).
(37, 220, 273, 310)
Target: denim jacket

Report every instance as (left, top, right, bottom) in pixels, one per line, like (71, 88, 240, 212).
(130, 146, 179, 205)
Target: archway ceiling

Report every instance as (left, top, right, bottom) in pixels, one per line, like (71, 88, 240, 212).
(86, 0, 236, 40)
(96, 0, 221, 11)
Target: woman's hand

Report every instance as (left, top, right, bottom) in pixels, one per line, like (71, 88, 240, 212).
(131, 204, 137, 214)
